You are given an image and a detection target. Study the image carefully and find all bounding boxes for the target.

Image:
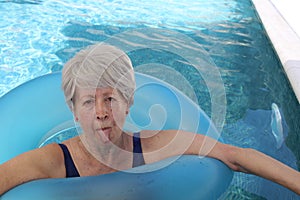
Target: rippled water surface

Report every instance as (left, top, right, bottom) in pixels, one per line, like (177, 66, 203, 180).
(1, 0, 300, 199)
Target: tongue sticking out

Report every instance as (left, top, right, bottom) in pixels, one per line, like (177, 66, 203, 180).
(99, 127, 112, 143)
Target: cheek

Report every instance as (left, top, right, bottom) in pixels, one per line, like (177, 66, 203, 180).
(75, 108, 95, 125)
(111, 105, 128, 123)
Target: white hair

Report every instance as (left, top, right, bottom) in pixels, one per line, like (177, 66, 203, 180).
(61, 43, 136, 111)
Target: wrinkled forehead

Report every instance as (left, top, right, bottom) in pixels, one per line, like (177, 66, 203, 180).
(74, 86, 126, 101)
(76, 86, 113, 96)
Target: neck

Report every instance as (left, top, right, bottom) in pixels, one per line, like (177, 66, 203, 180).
(79, 132, 133, 170)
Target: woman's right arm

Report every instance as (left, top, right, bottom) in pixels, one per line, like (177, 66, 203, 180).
(0, 143, 65, 196)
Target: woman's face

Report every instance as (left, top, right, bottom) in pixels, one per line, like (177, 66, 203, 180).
(73, 87, 129, 147)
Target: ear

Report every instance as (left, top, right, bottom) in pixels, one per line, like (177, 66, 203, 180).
(71, 102, 79, 121)
(125, 105, 130, 115)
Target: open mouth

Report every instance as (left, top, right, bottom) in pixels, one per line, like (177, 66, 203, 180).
(97, 127, 112, 143)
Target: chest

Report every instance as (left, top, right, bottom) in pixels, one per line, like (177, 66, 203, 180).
(72, 148, 134, 176)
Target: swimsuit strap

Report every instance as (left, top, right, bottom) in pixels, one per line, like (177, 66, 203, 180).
(132, 132, 146, 168)
(58, 143, 80, 177)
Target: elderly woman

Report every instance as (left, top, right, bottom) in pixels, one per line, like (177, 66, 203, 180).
(0, 44, 300, 196)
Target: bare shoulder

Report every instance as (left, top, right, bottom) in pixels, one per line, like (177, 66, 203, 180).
(0, 143, 65, 195)
(4, 143, 63, 167)
(140, 129, 195, 143)
(139, 130, 180, 152)
(38, 143, 65, 165)
(19, 143, 65, 178)
(139, 130, 203, 163)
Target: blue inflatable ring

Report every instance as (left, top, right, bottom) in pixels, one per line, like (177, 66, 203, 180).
(0, 72, 232, 200)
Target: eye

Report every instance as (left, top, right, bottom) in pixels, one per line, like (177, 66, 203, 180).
(83, 98, 95, 106)
(105, 97, 115, 102)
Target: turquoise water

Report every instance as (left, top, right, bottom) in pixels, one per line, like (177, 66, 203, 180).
(1, 0, 300, 199)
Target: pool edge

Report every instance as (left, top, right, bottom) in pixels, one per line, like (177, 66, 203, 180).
(251, 0, 300, 103)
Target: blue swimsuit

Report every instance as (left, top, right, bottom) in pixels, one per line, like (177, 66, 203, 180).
(59, 132, 145, 178)
(58, 143, 80, 177)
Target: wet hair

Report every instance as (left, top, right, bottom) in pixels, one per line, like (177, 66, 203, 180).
(61, 43, 136, 111)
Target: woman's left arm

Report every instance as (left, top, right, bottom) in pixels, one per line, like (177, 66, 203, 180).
(213, 143, 300, 195)
(184, 132, 300, 195)
(142, 130, 300, 195)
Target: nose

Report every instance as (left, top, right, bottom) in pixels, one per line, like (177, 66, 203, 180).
(95, 101, 109, 120)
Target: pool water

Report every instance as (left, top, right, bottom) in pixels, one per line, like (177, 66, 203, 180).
(1, 0, 300, 199)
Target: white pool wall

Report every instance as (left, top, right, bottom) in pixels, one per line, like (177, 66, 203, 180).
(252, 0, 300, 103)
